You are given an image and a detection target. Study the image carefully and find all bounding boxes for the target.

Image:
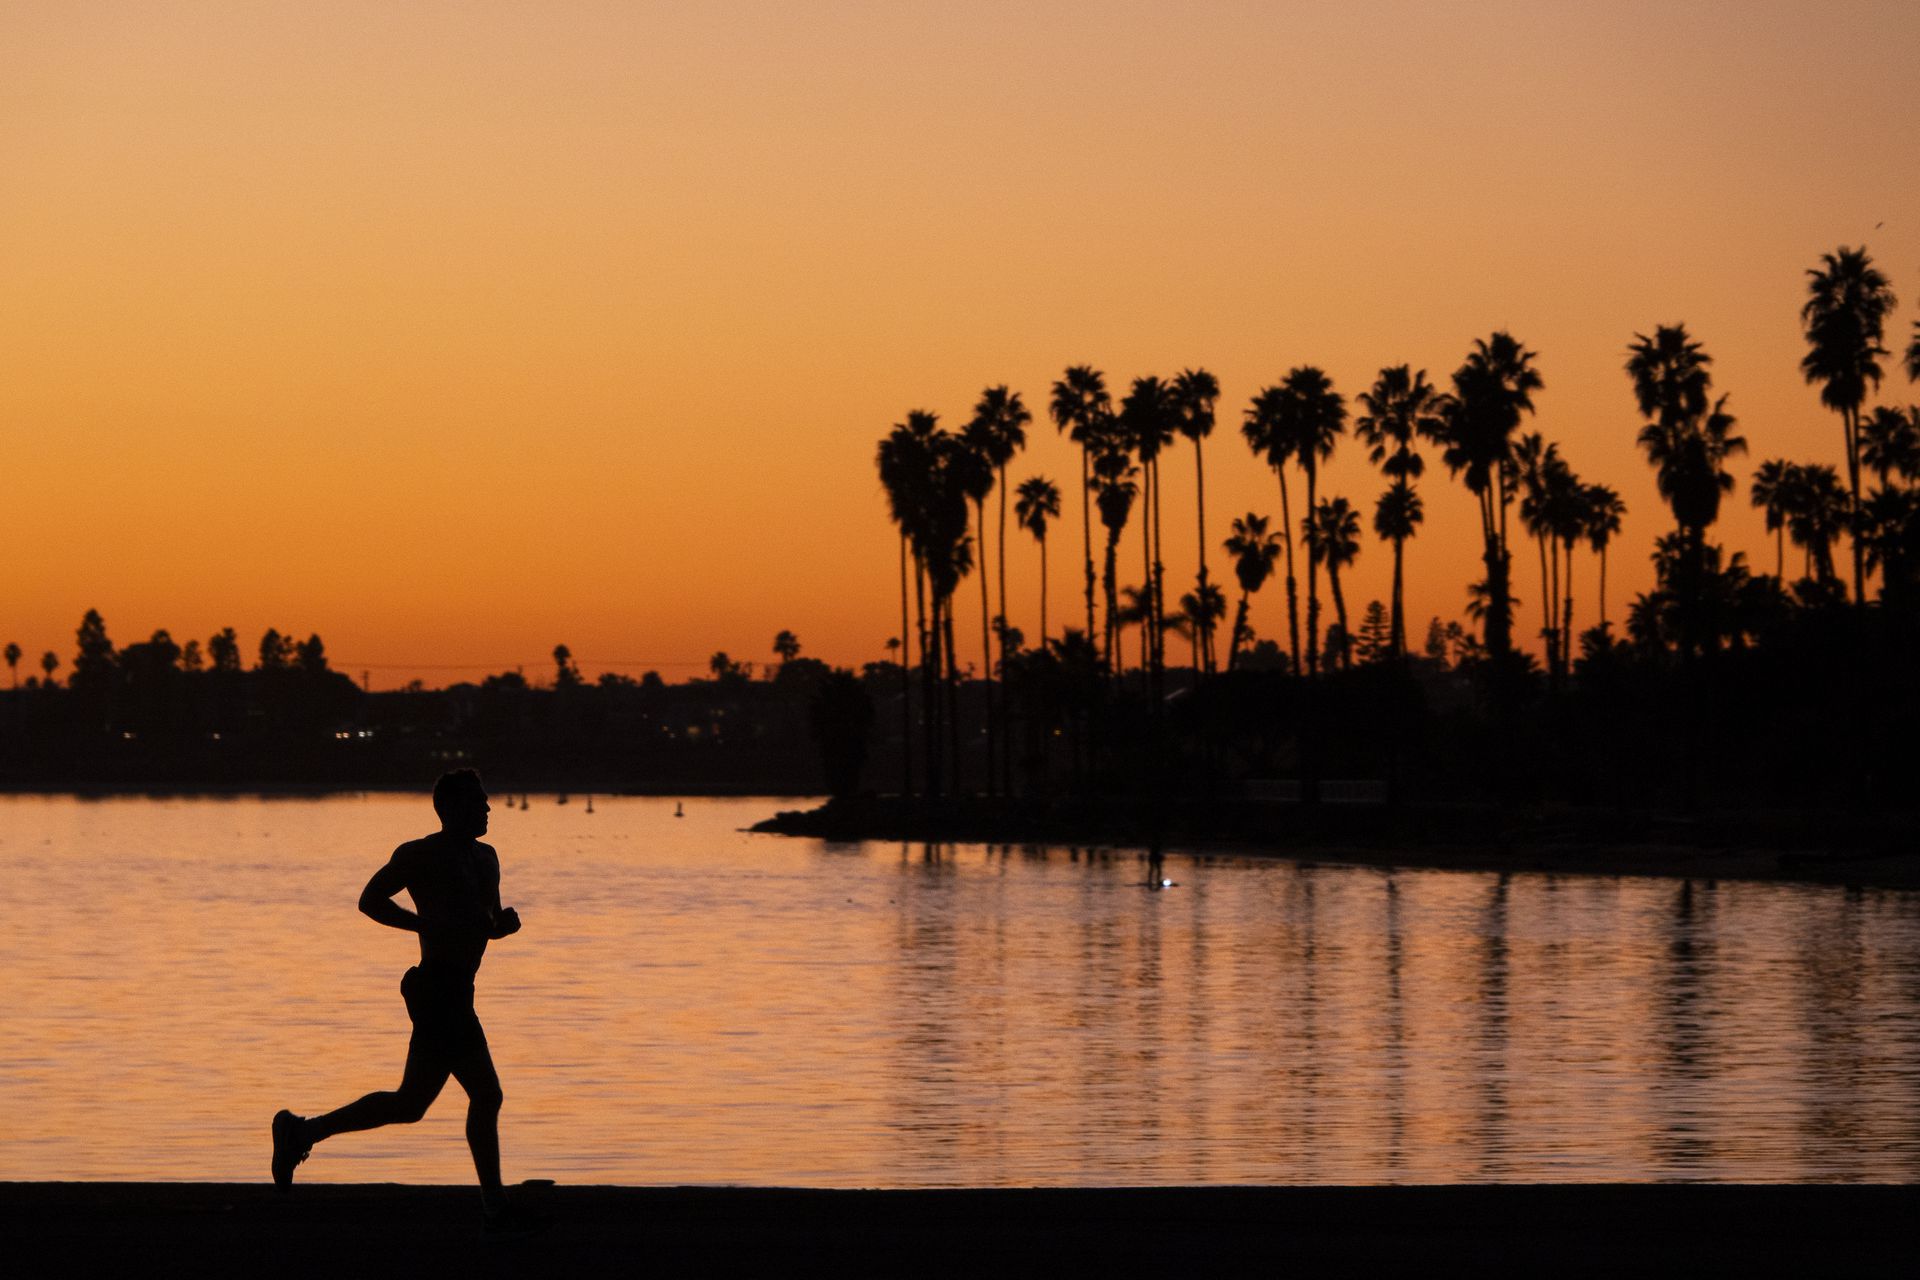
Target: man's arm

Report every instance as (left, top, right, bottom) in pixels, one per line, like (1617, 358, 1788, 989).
(482, 844, 521, 938)
(358, 855, 420, 932)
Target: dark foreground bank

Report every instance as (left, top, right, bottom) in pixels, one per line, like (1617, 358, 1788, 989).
(5, 1183, 1916, 1278)
(754, 795, 1920, 891)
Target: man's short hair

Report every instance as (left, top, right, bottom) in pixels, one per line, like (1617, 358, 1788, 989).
(432, 768, 487, 819)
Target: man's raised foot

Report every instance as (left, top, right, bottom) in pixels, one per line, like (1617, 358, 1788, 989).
(271, 1109, 310, 1190)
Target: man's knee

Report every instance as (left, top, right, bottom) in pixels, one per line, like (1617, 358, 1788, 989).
(392, 1089, 435, 1124)
(468, 1080, 503, 1113)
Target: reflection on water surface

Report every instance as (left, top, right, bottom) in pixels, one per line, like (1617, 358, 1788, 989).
(2, 794, 1917, 1185)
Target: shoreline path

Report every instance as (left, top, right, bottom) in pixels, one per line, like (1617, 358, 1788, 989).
(3, 1183, 1914, 1276)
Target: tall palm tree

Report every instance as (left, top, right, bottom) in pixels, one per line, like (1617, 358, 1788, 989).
(1242, 387, 1302, 674)
(1355, 365, 1443, 657)
(3, 642, 18, 688)
(1583, 484, 1625, 630)
(1784, 462, 1849, 583)
(1436, 333, 1542, 658)
(1268, 367, 1346, 675)
(1748, 458, 1793, 581)
(1091, 456, 1138, 672)
(1116, 584, 1152, 674)
(1859, 404, 1920, 486)
(1546, 462, 1589, 674)
(877, 414, 939, 795)
(1178, 583, 1227, 674)
(949, 429, 998, 792)
(1172, 367, 1221, 607)
(1801, 246, 1897, 602)
(1014, 477, 1062, 647)
(1120, 376, 1179, 683)
(1371, 482, 1424, 658)
(964, 386, 1029, 796)
(1304, 496, 1362, 669)
(1223, 513, 1282, 670)
(1050, 366, 1111, 647)
(1513, 432, 1562, 657)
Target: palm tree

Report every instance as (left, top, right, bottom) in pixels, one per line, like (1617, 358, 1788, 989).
(1223, 513, 1282, 670)
(41, 651, 58, 685)
(1355, 365, 1443, 657)
(1784, 463, 1849, 583)
(1436, 333, 1542, 658)
(1304, 496, 1362, 669)
(1014, 476, 1062, 647)
(1091, 458, 1138, 672)
(963, 388, 1028, 795)
(3, 642, 18, 688)
(1371, 483, 1424, 659)
(1050, 366, 1111, 647)
(1178, 584, 1227, 674)
(1859, 404, 1920, 486)
(1908, 318, 1920, 382)
(1120, 376, 1179, 683)
(1583, 483, 1625, 630)
(1172, 367, 1221, 608)
(1116, 584, 1152, 674)
(1748, 458, 1794, 582)
(877, 415, 938, 795)
(1547, 463, 1589, 674)
(1268, 367, 1346, 675)
(1513, 432, 1563, 660)
(1801, 247, 1897, 602)
(1242, 386, 1302, 674)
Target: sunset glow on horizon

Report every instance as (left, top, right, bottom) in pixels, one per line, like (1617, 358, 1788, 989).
(6, 1, 1919, 687)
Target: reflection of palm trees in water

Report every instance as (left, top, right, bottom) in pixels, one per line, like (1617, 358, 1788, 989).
(1380, 875, 1407, 1176)
(1474, 874, 1511, 1178)
(1652, 879, 1718, 1170)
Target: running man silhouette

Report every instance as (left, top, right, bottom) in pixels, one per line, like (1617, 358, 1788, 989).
(272, 769, 540, 1232)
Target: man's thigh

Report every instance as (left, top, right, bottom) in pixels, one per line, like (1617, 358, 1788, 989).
(446, 1019, 501, 1105)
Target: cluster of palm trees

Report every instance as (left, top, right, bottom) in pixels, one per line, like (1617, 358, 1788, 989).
(874, 244, 1920, 795)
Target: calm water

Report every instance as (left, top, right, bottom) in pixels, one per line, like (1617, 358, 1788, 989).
(2, 793, 1918, 1186)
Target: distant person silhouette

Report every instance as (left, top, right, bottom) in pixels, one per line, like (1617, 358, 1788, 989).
(272, 769, 543, 1234)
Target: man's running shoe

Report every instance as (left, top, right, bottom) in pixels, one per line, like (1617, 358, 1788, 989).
(271, 1109, 310, 1190)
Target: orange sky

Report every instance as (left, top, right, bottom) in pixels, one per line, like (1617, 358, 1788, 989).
(4, 2, 1919, 687)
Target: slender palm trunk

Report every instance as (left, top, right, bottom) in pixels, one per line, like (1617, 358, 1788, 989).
(1144, 458, 1159, 687)
(898, 533, 912, 797)
(1390, 536, 1406, 659)
(1775, 526, 1784, 583)
(976, 498, 994, 796)
(1277, 470, 1300, 674)
(1562, 537, 1576, 673)
(1080, 447, 1096, 642)
(996, 467, 1011, 796)
(1229, 593, 1249, 670)
(1141, 486, 1154, 677)
(1304, 467, 1321, 677)
(1599, 543, 1609, 629)
(1037, 535, 1049, 649)
(1102, 535, 1119, 671)
(1844, 405, 1864, 603)
(1329, 563, 1349, 669)
(915, 554, 937, 797)
(1193, 436, 1209, 597)
(943, 603, 960, 794)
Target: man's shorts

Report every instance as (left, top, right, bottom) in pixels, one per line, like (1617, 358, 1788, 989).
(400, 965, 489, 1061)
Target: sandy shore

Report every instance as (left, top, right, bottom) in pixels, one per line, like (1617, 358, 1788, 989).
(5, 1183, 1915, 1277)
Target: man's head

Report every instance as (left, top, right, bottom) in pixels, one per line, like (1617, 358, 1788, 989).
(432, 768, 490, 838)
